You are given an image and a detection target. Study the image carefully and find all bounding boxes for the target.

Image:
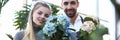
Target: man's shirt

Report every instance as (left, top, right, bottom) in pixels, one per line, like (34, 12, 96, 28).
(68, 15, 83, 32)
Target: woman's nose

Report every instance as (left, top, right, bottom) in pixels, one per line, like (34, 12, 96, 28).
(41, 14, 45, 19)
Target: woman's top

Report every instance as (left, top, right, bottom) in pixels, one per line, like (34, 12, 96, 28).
(14, 26, 43, 40)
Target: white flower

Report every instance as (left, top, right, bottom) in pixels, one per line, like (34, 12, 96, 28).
(81, 21, 96, 34)
(88, 16, 99, 23)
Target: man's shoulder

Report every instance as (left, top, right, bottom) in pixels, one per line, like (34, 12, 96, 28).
(78, 12, 86, 19)
(78, 12, 98, 19)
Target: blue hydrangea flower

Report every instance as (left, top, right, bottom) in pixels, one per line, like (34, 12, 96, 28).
(42, 15, 71, 37)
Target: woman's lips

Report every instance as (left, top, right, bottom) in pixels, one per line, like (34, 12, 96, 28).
(38, 18, 45, 23)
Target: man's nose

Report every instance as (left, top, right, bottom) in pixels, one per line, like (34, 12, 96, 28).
(67, 4, 72, 9)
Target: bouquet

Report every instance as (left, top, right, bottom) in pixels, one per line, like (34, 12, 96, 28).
(79, 16, 108, 40)
(39, 15, 72, 40)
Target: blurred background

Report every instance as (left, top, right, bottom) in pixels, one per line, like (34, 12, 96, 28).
(0, 0, 118, 40)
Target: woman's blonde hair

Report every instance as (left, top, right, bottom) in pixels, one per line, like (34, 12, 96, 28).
(22, 1, 51, 40)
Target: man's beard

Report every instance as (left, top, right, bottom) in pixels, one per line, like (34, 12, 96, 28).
(64, 8, 77, 18)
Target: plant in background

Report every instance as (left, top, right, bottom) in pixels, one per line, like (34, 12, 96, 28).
(13, 4, 31, 30)
(0, 0, 9, 14)
(6, 34, 13, 40)
(50, 4, 61, 15)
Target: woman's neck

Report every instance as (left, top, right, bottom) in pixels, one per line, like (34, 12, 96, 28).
(33, 25, 41, 33)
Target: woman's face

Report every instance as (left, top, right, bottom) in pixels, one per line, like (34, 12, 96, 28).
(32, 6, 51, 27)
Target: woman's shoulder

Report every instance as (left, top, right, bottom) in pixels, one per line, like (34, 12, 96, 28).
(16, 31, 24, 36)
(14, 31, 24, 40)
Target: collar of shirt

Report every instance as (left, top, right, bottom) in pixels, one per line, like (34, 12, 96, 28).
(68, 15, 83, 32)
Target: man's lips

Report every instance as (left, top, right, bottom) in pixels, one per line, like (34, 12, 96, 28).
(66, 10, 74, 14)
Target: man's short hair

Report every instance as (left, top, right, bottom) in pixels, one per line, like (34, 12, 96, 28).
(62, 0, 79, 2)
(77, 0, 78, 2)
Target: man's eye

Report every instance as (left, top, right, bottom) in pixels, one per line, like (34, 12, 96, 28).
(64, 2, 68, 5)
(71, 1, 76, 5)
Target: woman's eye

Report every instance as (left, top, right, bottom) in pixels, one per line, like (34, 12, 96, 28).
(38, 11, 42, 15)
(45, 14, 49, 18)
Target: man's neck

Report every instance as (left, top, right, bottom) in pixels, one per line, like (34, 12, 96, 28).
(70, 13, 78, 25)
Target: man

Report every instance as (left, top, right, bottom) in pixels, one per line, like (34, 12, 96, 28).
(61, 0, 84, 40)
(61, 0, 109, 40)
(61, 0, 83, 32)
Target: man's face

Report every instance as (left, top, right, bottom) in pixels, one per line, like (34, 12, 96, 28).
(62, 0, 79, 18)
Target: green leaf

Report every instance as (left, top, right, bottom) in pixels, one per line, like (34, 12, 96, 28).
(84, 17, 98, 25)
(50, 18, 57, 23)
(2, 0, 9, 7)
(80, 29, 88, 36)
(68, 28, 76, 31)
(50, 4, 61, 15)
(6, 34, 13, 40)
(0, 0, 9, 14)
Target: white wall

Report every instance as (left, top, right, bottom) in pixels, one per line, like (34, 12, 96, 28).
(99, 0, 115, 40)
(0, 0, 25, 40)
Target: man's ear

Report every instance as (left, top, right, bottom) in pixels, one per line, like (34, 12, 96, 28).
(77, 2, 79, 8)
(61, 0, 63, 7)
(61, 2, 63, 9)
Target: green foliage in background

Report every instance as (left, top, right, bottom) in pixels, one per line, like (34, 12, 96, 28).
(0, 0, 9, 14)
(6, 34, 13, 40)
(50, 4, 61, 15)
(14, 4, 31, 30)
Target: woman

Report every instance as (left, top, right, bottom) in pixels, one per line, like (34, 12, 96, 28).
(14, 1, 51, 40)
